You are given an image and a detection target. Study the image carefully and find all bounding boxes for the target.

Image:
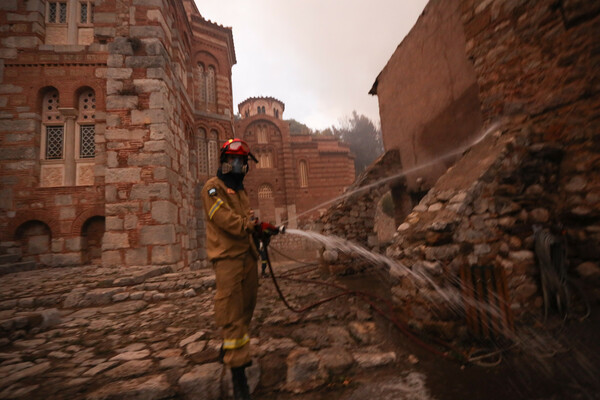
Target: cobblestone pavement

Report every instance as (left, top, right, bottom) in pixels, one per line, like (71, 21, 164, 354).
(0, 261, 435, 400)
(2, 261, 598, 400)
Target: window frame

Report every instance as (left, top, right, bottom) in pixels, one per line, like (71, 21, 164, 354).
(47, 1, 68, 24)
(298, 160, 309, 188)
(78, 124, 95, 159)
(78, 1, 95, 25)
(43, 124, 66, 160)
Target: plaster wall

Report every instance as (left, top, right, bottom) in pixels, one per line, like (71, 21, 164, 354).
(374, 0, 482, 192)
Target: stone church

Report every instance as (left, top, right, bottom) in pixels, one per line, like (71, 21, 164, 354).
(236, 96, 354, 227)
(0, 0, 354, 270)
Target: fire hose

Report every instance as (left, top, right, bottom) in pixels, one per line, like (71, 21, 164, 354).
(254, 225, 473, 364)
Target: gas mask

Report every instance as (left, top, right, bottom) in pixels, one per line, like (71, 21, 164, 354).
(222, 156, 248, 175)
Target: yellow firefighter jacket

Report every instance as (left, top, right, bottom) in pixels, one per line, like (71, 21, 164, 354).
(202, 176, 259, 261)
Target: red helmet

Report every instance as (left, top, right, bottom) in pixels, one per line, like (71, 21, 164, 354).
(221, 138, 250, 156)
(220, 138, 257, 162)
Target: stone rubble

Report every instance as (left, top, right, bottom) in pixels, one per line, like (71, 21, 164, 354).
(0, 261, 432, 399)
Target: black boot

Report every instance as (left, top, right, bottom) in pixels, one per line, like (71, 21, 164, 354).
(231, 366, 252, 400)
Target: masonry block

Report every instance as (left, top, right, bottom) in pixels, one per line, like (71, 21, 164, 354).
(140, 224, 176, 245)
(151, 244, 181, 264)
(51, 238, 65, 253)
(105, 128, 146, 141)
(151, 200, 178, 224)
(105, 167, 142, 183)
(125, 56, 166, 68)
(128, 152, 171, 167)
(124, 214, 138, 230)
(129, 26, 165, 40)
(131, 109, 166, 125)
(126, 247, 148, 265)
(130, 182, 170, 200)
(102, 232, 130, 250)
(133, 78, 166, 93)
(106, 68, 133, 79)
(106, 95, 138, 110)
(106, 216, 124, 230)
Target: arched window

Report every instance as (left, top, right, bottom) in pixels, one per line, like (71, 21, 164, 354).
(207, 130, 219, 176)
(258, 152, 272, 169)
(274, 109, 279, 119)
(206, 66, 216, 104)
(258, 184, 273, 199)
(77, 89, 96, 159)
(198, 128, 208, 175)
(196, 64, 206, 104)
(299, 160, 308, 188)
(257, 126, 267, 144)
(261, 106, 266, 114)
(42, 89, 63, 160)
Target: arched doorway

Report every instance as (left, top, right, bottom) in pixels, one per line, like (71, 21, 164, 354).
(15, 220, 52, 264)
(81, 216, 105, 265)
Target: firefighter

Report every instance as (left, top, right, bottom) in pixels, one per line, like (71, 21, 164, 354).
(201, 138, 276, 400)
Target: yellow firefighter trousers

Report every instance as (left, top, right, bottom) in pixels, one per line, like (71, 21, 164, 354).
(213, 252, 258, 368)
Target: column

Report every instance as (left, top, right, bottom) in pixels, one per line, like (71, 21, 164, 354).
(59, 108, 77, 186)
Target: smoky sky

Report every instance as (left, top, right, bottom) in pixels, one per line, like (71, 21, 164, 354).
(195, 0, 429, 131)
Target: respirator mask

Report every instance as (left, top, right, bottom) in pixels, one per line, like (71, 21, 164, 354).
(222, 156, 248, 175)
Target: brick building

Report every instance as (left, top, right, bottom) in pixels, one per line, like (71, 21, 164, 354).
(236, 97, 355, 227)
(0, 1, 355, 270)
(0, 0, 239, 269)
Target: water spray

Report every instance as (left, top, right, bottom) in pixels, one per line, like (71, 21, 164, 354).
(285, 119, 503, 224)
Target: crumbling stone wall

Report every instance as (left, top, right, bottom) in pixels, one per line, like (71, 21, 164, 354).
(385, 0, 600, 336)
(386, 124, 572, 338)
(459, 0, 600, 264)
(318, 150, 406, 251)
(321, 0, 599, 340)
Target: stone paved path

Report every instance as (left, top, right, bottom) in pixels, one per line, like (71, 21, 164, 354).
(0, 261, 434, 399)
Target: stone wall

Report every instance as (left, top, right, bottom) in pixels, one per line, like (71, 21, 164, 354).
(321, 0, 600, 341)
(384, 0, 600, 337)
(318, 150, 405, 251)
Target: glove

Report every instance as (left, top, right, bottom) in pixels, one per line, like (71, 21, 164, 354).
(258, 222, 278, 236)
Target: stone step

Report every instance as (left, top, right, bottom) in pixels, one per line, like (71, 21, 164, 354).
(0, 261, 37, 276)
(0, 253, 21, 265)
(1, 275, 214, 312)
